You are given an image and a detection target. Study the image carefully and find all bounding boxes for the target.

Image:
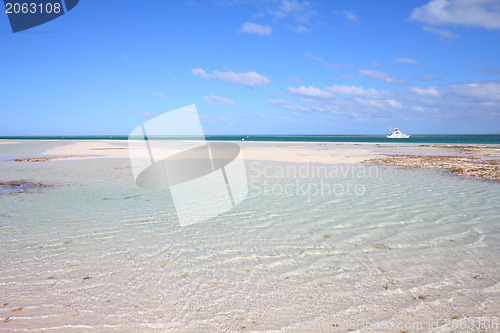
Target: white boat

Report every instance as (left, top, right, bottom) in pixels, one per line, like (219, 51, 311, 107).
(387, 128, 410, 139)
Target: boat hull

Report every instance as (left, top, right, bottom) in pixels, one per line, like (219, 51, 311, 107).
(387, 134, 410, 138)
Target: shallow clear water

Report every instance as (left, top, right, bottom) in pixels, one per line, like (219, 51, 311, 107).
(1, 141, 499, 332)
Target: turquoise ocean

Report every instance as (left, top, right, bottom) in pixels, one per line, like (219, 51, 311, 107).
(1, 134, 500, 144)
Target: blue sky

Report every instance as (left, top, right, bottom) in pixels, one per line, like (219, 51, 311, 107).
(1, 0, 500, 135)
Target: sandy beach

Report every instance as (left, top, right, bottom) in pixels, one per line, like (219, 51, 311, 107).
(36, 140, 381, 164)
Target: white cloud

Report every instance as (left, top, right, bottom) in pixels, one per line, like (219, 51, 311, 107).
(192, 68, 207, 77)
(422, 25, 458, 38)
(396, 57, 419, 65)
(192, 68, 271, 88)
(402, 81, 500, 121)
(452, 81, 500, 101)
(476, 67, 500, 75)
(201, 95, 236, 105)
(241, 22, 272, 35)
(420, 74, 435, 82)
(326, 85, 390, 99)
(272, 114, 295, 123)
(287, 86, 333, 99)
(343, 10, 359, 23)
(386, 99, 403, 109)
(273, 79, 500, 125)
(270, 0, 316, 23)
(134, 110, 152, 117)
(359, 69, 406, 85)
(288, 76, 300, 83)
(280, 84, 403, 116)
(305, 52, 338, 68)
(411, 86, 441, 97)
(342, 74, 354, 80)
(353, 98, 403, 110)
(411, 0, 500, 29)
(287, 24, 311, 33)
(266, 99, 309, 112)
(216, 116, 229, 121)
(150, 92, 166, 99)
(286, 85, 393, 103)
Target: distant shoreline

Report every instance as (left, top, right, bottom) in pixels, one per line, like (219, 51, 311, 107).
(1, 134, 500, 145)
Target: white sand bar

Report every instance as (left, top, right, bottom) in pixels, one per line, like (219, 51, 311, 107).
(40, 140, 381, 164)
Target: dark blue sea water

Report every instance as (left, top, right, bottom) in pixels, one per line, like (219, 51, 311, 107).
(1, 135, 499, 144)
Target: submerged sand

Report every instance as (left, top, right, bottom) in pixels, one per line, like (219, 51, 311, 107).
(2, 140, 500, 331)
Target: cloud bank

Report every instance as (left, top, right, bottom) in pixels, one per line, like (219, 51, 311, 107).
(411, 0, 500, 29)
(192, 68, 271, 88)
(201, 95, 236, 105)
(241, 22, 272, 35)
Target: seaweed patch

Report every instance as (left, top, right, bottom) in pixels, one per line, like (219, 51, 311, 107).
(0, 181, 50, 195)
